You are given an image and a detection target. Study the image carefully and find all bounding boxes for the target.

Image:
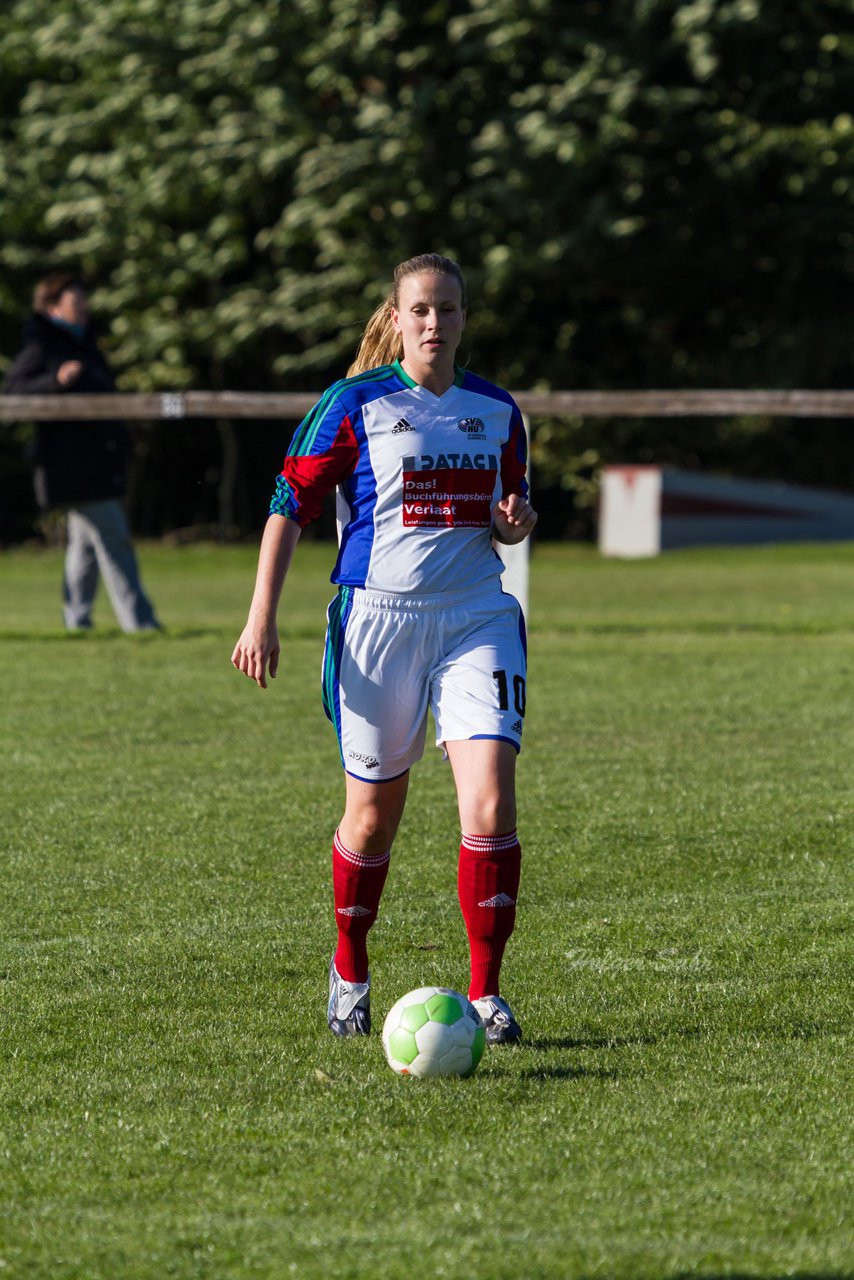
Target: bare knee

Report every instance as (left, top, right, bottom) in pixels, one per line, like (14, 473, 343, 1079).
(341, 805, 399, 854)
(459, 788, 517, 836)
(339, 773, 409, 855)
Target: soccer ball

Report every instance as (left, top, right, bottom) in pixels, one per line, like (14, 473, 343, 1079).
(382, 986, 486, 1078)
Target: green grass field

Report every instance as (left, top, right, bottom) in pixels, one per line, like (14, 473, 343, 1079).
(1, 539, 851, 1280)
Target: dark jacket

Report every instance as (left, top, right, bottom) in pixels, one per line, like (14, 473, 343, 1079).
(3, 312, 130, 508)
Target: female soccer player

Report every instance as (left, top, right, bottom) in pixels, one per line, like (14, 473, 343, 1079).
(232, 253, 537, 1043)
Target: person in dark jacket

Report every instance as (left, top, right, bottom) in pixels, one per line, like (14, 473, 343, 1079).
(4, 274, 160, 631)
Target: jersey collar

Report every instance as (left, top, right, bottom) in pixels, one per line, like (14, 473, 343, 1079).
(392, 359, 466, 394)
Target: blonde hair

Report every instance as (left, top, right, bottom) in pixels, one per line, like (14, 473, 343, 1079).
(348, 253, 467, 377)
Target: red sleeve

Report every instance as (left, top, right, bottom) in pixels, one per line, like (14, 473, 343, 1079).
(500, 406, 529, 501)
(270, 415, 359, 527)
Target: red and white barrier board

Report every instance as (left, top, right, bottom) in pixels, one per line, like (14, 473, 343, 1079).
(599, 466, 854, 557)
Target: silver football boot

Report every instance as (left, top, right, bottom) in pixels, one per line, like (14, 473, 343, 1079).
(472, 994, 522, 1044)
(327, 956, 371, 1036)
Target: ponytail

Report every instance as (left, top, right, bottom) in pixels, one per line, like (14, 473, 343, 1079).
(347, 253, 466, 378)
(347, 293, 401, 377)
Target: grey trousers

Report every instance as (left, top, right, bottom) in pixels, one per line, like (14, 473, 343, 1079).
(63, 499, 160, 632)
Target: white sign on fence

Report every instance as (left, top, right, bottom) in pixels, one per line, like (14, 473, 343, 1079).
(599, 465, 854, 556)
(599, 466, 663, 557)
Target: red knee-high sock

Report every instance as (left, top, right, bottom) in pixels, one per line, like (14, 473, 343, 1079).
(458, 830, 522, 1000)
(332, 829, 391, 983)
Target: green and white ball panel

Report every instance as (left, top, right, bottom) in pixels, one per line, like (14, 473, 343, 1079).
(382, 987, 486, 1078)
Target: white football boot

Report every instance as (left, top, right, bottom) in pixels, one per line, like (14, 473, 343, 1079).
(327, 956, 371, 1036)
(472, 994, 522, 1045)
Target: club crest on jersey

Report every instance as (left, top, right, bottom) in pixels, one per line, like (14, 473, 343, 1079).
(458, 416, 485, 436)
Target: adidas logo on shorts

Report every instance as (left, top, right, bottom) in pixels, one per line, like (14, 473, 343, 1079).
(392, 417, 415, 433)
(511, 719, 523, 733)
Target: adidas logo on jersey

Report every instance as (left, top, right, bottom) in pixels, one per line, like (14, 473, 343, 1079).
(337, 904, 372, 917)
(478, 893, 516, 908)
(392, 417, 415, 433)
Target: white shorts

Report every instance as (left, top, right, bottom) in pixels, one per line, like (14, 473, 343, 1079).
(321, 584, 527, 781)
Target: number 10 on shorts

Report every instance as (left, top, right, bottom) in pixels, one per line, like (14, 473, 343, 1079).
(493, 669, 526, 717)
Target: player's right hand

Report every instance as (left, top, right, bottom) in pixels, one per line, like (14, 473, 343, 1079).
(231, 621, 280, 690)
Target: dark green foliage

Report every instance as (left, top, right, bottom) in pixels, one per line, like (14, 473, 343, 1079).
(1, 1, 852, 537)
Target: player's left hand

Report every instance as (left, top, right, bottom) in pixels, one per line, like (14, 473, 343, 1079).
(492, 493, 538, 544)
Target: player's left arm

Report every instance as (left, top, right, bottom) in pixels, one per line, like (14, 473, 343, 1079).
(492, 403, 537, 544)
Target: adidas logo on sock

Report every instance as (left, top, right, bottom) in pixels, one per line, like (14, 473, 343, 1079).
(478, 893, 516, 908)
(337, 905, 372, 917)
(392, 417, 415, 433)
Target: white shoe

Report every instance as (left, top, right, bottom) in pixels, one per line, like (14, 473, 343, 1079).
(472, 994, 522, 1044)
(327, 957, 371, 1036)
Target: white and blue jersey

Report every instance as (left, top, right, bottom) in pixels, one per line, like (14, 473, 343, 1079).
(270, 360, 528, 596)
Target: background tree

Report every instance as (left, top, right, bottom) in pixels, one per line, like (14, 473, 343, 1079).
(1, 0, 852, 540)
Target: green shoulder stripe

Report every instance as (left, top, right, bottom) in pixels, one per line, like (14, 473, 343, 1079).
(289, 365, 395, 457)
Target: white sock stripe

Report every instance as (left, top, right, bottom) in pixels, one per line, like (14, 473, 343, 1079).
(334, 831, 391, 868)
(461, 830, 519, 853)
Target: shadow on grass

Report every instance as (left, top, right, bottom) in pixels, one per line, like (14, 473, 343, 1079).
(525, 1034, 650, 1051)
(512, 1036, 630, 1081)
(526, 1026, 704, 1052)
(519, 1064, 620, 1081)
(516, 1026, 707, 1079)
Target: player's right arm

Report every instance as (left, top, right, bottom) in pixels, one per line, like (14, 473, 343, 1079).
(231, 514, 302, 689)
(233, 383, 360, 688)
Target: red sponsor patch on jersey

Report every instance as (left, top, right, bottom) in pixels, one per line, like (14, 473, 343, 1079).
(402, 468, 495, 528)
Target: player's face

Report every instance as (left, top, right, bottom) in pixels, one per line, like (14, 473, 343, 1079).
(392, 272, 466, 387)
